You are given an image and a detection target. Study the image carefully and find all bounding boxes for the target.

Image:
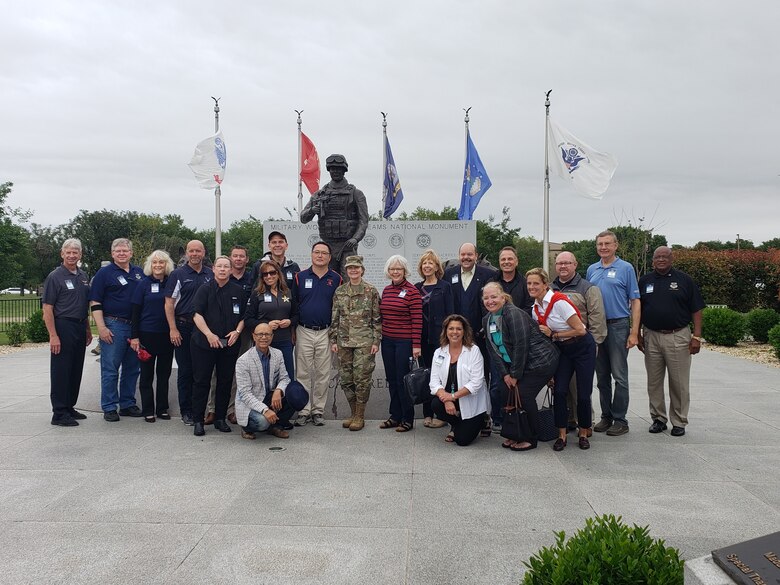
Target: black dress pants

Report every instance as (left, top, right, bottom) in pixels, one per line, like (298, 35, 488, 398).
(191, 343, 239, 423)
(50, 318, 87, 418)
(430, 395, 484, 446)
(138, 331, 174, 416)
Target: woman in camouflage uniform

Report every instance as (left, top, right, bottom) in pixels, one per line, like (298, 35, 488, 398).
(330, 255, 381, 431)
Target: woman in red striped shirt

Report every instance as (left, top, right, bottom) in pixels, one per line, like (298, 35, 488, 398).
(379, 255, 422, 432)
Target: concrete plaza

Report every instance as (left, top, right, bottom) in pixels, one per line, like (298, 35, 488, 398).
(0, 344, 778, 584)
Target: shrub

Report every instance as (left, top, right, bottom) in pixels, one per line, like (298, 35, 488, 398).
(25, 309, 49, 343)
(746, 309, 780, 343)
(7, 322, 26, 346)
(768, 324, 780, 360)
(522, 514, 683, 585)
(702, 307, 746, 346)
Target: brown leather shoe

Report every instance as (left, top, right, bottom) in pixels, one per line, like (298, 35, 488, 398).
(227, 413, 237, 425)
(204, 412, 216, 425)
(268, 427, 289, 439)
(240, 430, 256, 440)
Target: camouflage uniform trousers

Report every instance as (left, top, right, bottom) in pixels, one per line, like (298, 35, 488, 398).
(337, 346, 376, 405)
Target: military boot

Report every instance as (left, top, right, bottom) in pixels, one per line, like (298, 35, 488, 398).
(349, 402, 366, 431)
(342, 400, 356, 428)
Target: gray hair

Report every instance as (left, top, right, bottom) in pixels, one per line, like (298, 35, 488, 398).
(384, 254, 410, 280)
(143, 250, 175, 277)
(61, 238, 82, 252)
(111, 238, 133, 252)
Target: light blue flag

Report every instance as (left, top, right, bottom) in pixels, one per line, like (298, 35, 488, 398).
(458, 131, 492, 220)
(383, 135, 404, 218)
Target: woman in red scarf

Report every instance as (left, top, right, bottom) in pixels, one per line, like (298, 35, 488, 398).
(526, 268, 595, 451)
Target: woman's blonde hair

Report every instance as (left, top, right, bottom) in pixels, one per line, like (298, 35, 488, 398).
(417, 249, 444, 280)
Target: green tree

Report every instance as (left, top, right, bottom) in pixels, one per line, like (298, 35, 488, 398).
(221, 216, 265, 261)
(513, 236, 544, 273)
(759, 237, 780, 251)
(0, 182, 36, 291)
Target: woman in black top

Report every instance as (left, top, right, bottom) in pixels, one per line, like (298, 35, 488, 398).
(414, 249, 453, 428)
(244, 259, 298, 380)
(130, 250, 175, 422)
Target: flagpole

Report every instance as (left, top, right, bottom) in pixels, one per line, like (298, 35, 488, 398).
(381, 112, 388, 220)
(543, 90, 552, 274)
(463, 106, 471, 158)
(212, 96, 222, 257)
(295, 110, 304, 221)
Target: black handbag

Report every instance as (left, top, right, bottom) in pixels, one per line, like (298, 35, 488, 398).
(403, 358, 432, 405)
(537, 384, 557, 442)
(500, 383, 532, 442)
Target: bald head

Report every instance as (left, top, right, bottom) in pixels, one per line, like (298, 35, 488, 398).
(186, 240, 205, 269)
(652, 246, 673, 274)
(554, 251, 578, 282)
(459, 242, 477, 271)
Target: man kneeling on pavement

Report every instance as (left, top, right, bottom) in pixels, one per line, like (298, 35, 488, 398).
(235, 323, 297, 440)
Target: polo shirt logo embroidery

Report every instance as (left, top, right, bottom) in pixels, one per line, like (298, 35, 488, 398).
(670, 282, 678, 290)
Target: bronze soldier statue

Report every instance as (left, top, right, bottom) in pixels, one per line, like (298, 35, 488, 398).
(301, 154, 369, 276)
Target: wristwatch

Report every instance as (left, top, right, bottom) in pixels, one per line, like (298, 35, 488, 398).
(691, 336, 703, 342)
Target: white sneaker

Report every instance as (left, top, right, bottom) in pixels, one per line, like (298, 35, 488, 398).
(311, 414, 325, 426)
(294, 415, 309, 427)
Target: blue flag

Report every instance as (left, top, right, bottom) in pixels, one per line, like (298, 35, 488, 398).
(458, 131, 492, 220)
(383, 135, 404, 218)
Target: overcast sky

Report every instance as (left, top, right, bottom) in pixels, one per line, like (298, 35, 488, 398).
(2, 0, 779, 247)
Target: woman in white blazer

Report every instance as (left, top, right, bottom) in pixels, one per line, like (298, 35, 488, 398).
(428, 314, 489, 446)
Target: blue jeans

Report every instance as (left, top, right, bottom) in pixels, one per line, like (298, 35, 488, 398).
(595, 318, 630, 425)
(174, 320, 194, 416)
(99, 318, 140, 412)
(273, 339, 295, 381)
(381, 338, 414, 424)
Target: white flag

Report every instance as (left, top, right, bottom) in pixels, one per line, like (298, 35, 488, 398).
(547, 117, 617, 200)
(188, 131, 226, 189)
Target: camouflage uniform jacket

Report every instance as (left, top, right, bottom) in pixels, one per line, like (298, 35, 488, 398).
(330, 281, 382, 348)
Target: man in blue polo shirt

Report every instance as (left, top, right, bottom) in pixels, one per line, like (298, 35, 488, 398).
(292, 241, 342, 426)
(89, 238, 145, 421)
(165, 240, 213, 425)
(586, 230, 640, 437)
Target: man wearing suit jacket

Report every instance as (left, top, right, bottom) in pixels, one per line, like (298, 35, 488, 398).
(235, 322, 294, 440)
(443, 242, 498, 379)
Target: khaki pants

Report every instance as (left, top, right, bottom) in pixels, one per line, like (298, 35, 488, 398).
(295, 326, 333, 417)
(643, 327, 692, 428)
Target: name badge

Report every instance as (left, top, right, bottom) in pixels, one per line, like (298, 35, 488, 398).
(286, 271, 292, 280)
(233, 303, 240, 315)
(118, 276, 128, 286)
(305, 278, 313, 289)
(399, 289, 407, 298)
(65, 280, 75, 290)
(151, 283, 159, 293)
(451, 274, 459, 284)
(264, 293, 272, 303)
(435, 354, 445, 364)
(489, 322, 497, 333)
(607, 269, 617, 279)
(645, 284, 654, 294)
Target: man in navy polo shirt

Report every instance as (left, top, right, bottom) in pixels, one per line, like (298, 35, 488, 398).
(292, 241, 342, 426)
(586, 230, 641, 437)
(165, 240, 213, 425)
(250, 231, 301, 291)
(89, 238, 145, 422)
(638, 246, 705, 437)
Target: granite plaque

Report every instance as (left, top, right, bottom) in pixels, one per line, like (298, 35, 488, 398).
(262, 220, 476, 289)
(712, 531, 780, 585)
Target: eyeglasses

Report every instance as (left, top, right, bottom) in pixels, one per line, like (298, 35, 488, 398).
(253, 332, 272, 337)
(555, 261, 574, 266)
(261, 271, 278, 277)
(312, 250, 330, 256)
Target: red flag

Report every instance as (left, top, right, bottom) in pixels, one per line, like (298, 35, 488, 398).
(300, 132, 320, 195)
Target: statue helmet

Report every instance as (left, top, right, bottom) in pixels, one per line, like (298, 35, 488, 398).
(325, 154, 348, 171)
